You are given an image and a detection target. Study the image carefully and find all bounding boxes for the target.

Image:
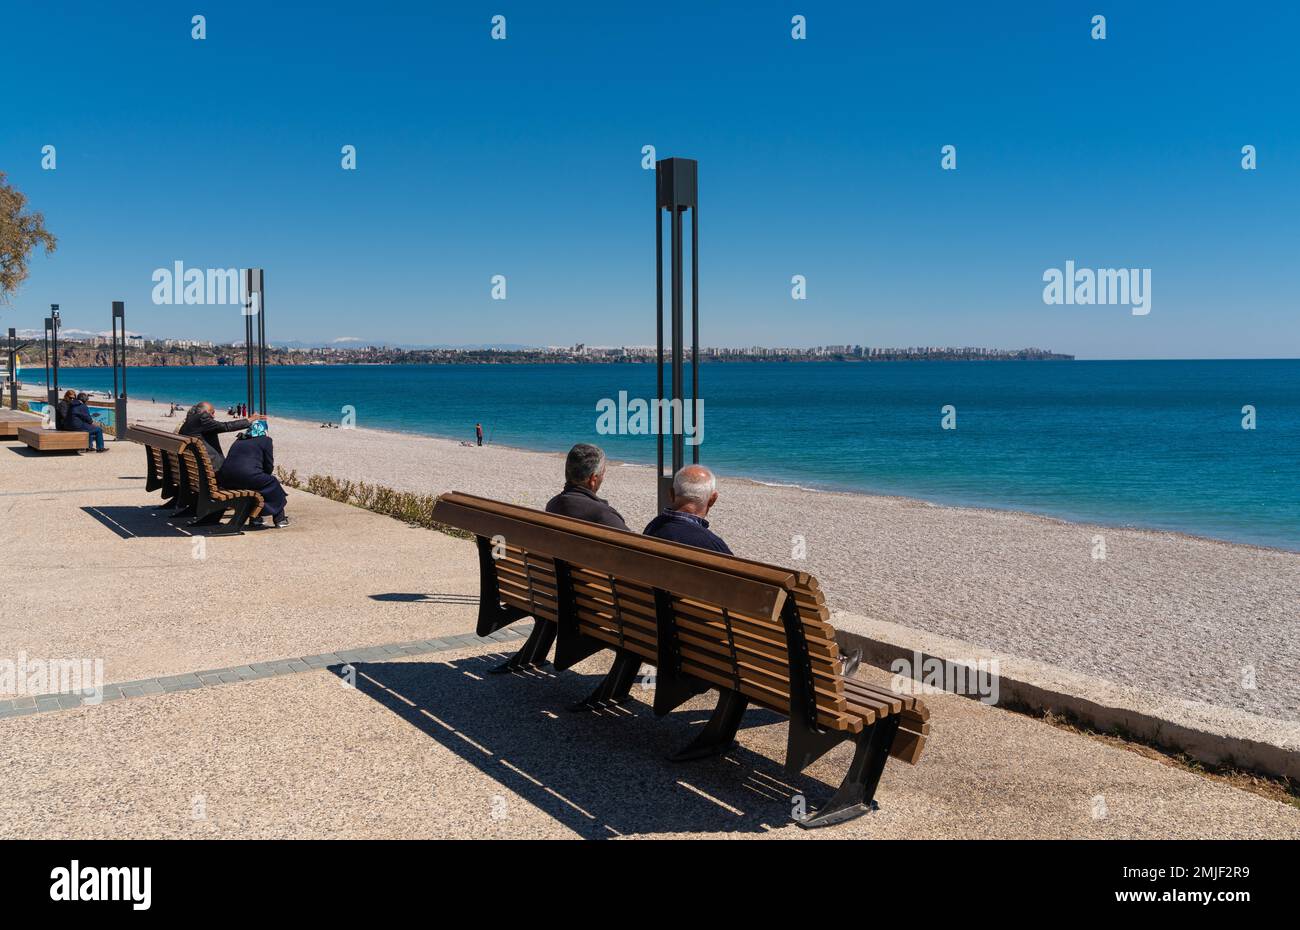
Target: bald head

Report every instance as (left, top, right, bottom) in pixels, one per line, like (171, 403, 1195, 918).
(671, 464, 718, 516)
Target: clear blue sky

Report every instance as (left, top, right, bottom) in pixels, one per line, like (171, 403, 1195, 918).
(2, 1, 1297, 358)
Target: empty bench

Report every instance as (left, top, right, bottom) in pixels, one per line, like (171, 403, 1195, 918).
(16, 426, 89, 453)
(430, 491, 930, 828)
(0, 410, 45, 438)
(123, 424, 263, 534)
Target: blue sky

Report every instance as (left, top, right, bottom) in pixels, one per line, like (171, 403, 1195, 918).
(1, 1, 1296, 358)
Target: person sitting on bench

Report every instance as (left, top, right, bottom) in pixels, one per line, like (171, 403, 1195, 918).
(54, 389, 75, 430)
(217, 419, 289, 528)
(643, 464, 732, 554)
(66, 392, 106, 452)
(644, 464, 862, 675)
(545, 442, 628, 530)
(180, 401, 260, 471)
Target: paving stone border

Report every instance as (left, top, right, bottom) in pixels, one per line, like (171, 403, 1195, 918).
(0, 625, 530, 719)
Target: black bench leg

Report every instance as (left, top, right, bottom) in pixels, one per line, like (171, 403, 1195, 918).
(669, 688, 748, 762)
(797, 715, 900, 829)
(567, 648, 641, 711)
(489, 619, 557, 674)
(206, 499, 254, 536)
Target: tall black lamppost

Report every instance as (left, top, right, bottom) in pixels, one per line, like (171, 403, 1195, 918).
(6, 328, 18, 409)
(243, 269, 267, 414)
(44, 307, 61, 407)
(655, 157, 700, 511)
(110, 301, 128, 438)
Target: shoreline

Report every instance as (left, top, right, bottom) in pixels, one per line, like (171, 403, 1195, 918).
(16, 382, 1299, 555)
(104, 395, 1300, 724)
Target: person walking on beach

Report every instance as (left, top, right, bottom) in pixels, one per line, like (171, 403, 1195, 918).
(546, 443, 628, 530)
(475, 422, 483, 447)
(643, 464, 731, 554)
(180, 401, 261, 471)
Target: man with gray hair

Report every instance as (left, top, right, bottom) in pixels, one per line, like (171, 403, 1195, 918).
(643, 463, 732, 554)
(545, 442, 628, 530)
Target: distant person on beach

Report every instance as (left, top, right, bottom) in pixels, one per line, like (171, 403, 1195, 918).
(545, 443, 628, 530)
(475, 423, 483, 446)
(643, 464, 732, 554)
(179, 401, 261, 470)
(67, 392, 106, 452)
(218, 419, 289, 528)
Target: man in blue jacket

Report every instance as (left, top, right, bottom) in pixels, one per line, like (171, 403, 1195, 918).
(643, 464, 732, 554)
(66, 393, 106, 452)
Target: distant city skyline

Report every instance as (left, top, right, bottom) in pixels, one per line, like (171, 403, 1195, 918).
(3, 1, 1298, 360)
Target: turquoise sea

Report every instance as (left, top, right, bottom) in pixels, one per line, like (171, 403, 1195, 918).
(20, 360, 1300, 551)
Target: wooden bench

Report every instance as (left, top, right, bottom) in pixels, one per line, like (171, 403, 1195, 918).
(17, 427, 89, 452)
(178, 441, 264, 534)
(122, 424, 197, 511)
(430, 491, 930, 828)
(0, 410, 45, 438)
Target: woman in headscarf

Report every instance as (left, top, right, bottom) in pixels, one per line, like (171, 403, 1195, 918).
(216, 419, 289, 528)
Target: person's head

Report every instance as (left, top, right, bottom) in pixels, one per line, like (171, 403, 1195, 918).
(564, 442, 607, 492)
(670, 464, 719, 517)
(246, 420, 268, 439)
(63, 389, 75, 402)
(76, 392, 88, 403)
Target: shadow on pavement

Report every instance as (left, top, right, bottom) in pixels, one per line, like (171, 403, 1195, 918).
(341, 653, 837, 838)
(80, 505, 193, 539)
(368, 592, 479, 605)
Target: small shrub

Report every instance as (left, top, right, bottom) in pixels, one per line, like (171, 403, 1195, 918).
(274, 467, 470, 539)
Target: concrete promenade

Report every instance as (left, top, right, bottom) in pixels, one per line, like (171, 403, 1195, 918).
(2, 435, 1297, 838)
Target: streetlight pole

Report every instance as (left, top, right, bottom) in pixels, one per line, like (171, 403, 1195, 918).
(654, 158, 700, 512)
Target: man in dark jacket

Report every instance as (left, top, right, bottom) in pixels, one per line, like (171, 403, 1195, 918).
(643, 464, 732, 554)
(66, 393, 106, 452)
(545, 443, 628, 530)
(179, 401, 259, 470)
(218, 420, 289, 528)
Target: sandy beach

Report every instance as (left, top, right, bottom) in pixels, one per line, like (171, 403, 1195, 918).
(103, 396, 1298, 724)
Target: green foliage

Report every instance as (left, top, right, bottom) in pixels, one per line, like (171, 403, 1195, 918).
(275, 467, 471, 539)
(0, 172, 57, 304)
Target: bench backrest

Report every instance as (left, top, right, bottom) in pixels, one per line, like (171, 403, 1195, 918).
(122, 424, 193, 455)
(185, 441, 219, 495)
(432, 492, 858, 733)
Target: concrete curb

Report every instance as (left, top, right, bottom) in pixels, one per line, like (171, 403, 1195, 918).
(830, 610, 1300, 783)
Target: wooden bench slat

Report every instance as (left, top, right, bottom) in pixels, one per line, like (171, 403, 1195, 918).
(434, 498, 788, 621)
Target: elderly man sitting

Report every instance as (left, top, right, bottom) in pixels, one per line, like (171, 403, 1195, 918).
(545, 442, 628, 530)
(644, 464, 859, 673)
(643, 464, 732, 554)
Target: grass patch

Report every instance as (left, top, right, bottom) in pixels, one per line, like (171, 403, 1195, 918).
(275, 467, 471, 539)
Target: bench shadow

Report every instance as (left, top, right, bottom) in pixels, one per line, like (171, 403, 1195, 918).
(369, 592, 479, 605)
(80, 505, 193, 539)
(340, 655, 837, 838)
(7, 445, 80, 457)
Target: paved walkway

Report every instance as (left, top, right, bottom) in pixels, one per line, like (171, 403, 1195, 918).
(2, 436, 1297, 838)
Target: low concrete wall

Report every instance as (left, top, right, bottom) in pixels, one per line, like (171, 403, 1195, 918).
(831, 611, 1300, 783)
